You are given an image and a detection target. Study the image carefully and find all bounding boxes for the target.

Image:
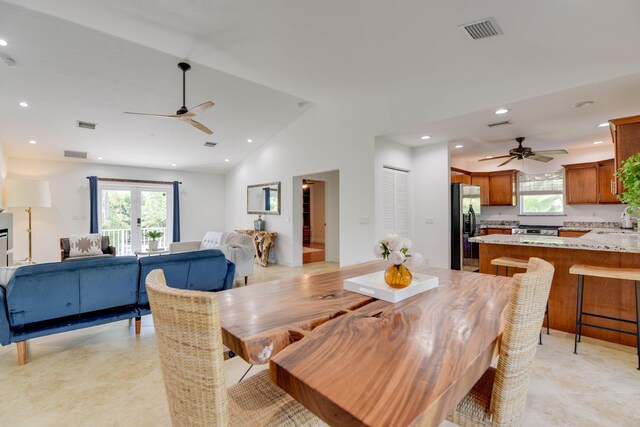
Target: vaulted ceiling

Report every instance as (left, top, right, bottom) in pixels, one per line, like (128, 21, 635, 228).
(2, 0, 640, 171)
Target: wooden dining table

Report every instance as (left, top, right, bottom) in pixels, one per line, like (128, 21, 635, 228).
(217, 261, 512, 426)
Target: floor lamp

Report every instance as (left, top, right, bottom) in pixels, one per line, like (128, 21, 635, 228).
(4, 179, 52, 261)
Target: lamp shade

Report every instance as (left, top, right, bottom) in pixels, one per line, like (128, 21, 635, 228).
(4, 179, 52, 208)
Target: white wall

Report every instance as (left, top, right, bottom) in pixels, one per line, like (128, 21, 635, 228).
(225, 68, 635, 267)
(411, 142, 451, 268)
(6, 157, 226, 263)
(452, 144, 627, 225)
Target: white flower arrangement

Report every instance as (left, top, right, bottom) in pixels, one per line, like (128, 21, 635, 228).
(374, 234, 424, 267)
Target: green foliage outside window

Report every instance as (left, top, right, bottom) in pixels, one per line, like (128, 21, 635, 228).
(615, 153, 640, 214)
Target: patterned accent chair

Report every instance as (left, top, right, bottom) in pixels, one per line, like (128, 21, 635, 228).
(60, 236, 116, 261)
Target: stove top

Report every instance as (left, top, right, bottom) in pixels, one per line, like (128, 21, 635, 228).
(513, 225, 560, 236)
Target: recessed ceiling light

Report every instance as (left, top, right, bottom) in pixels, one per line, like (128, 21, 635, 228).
(572, 100, 594, 109)
(247, 139, 253, 143)
(485, 155, 494, 159)
(0, 39, 7, 47)
(494, 108, 509, 115)
(97, 157, 103, 160)
(28, 140, 37, 145)
(224, 158, 230, 162)
(420, 135, 431, 140)
(454, 144, 464, 149)
(19, 101, 29, 108)
(598, 122, 608, 127)
(593, 140, 604, 145)
(171, 163, 177, 167)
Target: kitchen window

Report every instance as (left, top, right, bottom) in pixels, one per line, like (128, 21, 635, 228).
(518, 172, 564, 215)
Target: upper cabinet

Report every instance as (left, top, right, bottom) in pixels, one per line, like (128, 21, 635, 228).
(564, 163, 598, 204)
(451, 167, 472, 185)
(470, 174, 490, 205)
(469, 170, 517, 206)
(609, 115, 640, 195)
(563, 159, 620, 205)
(597, 159, 620, 204)
(488, 171, 517, 206)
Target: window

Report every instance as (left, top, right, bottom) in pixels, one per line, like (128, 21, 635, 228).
(383, 167, 409, 237)
(98, 183, 173, 254)
(518, 172, 564, 215)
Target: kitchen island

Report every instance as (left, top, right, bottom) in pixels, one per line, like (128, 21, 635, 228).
(471, 229, 640, 347)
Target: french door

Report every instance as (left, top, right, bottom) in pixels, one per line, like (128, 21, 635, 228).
(98, 183, 173, 255)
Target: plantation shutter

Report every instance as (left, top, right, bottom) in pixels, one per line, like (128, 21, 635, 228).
(383, 167, 409, 237)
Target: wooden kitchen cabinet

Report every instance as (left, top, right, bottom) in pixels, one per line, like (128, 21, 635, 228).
(564, 163, 598, 204)
(479, 228, 513, 235)
(488, 172, 516, 206)
(470, 170, 517, 207)
(558, 230, 589, 238)
(471, 174, 490, 206)
(597, 159, 620, 204)
(564, 159, 620, 205)
(609, 115, 640, 196)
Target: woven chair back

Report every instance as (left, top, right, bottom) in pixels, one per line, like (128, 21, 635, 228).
(146, 269, 229, 426)
(490, 257, 554, 426)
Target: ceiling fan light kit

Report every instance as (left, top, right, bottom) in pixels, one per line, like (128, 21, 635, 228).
(124, 62, 215, 135)
(478, 137, 568, 166)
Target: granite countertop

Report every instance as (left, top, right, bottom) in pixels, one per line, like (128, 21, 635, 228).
(470, 228, 640, 253)
(558, 221, 625, 232)
(479, 220, 519, 229)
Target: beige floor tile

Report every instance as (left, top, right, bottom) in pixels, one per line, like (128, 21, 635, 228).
(1, 262, 639, 427)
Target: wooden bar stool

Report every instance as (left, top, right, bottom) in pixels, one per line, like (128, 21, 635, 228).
(492, 257, 550, 344)
(569, 265, 640, 370)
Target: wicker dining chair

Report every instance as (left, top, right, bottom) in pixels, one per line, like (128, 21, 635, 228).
(447, 257, 554, 427)
(145, 269, 325, 427)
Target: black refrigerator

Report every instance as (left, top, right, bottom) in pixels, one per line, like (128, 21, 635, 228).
(451, 183, 481, 272)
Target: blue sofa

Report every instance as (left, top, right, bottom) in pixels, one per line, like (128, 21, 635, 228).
(0, 249, 234, 364)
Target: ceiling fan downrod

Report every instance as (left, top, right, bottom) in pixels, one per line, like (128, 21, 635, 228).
(177, 62, 191, 115)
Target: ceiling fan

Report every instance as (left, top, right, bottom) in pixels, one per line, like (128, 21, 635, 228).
(478, 137, 568, 167)
(124, 62, 215, 135)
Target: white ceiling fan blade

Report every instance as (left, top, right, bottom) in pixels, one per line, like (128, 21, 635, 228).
(183, 101, 215, 117)
(529, 155, 553, 163)
(498, 157, 517, 167)
(124, 112, 179, 118)
(533, 149, 568, 155)
(478, 155, 512, 162)
(180, 117, 213, 135)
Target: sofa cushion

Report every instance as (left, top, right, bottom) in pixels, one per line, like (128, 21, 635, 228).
(69, 234, 104, 257)
(138, 250, 230, 305)
(199, 231, 225, 250)
(78, 259, 139, 313)
(6, 257, 139, 327)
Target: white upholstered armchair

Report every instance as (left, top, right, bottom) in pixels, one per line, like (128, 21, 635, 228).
(170, 232, 255, 284)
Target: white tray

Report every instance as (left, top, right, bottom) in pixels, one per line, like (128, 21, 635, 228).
(343, 271, 439, 303)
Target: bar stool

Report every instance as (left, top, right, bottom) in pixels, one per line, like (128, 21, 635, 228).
(492, 257, 550, 344)
(569, 265, 640, 370)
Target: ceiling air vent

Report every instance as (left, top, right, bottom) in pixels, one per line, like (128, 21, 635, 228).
(204, 141, 218, 148)
(487, 120, 512, 128)
(460, 18, 503, 40)
(64, 150, 87, 159)
(77, 121, 97, 130)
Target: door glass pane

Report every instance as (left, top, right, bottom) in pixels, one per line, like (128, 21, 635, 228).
(100, 190, 132, 255)
(141, 191, 168, 250)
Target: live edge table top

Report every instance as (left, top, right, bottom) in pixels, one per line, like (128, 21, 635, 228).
(217, 261, 512, 427)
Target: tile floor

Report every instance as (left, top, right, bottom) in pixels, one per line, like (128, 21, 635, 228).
(1, 263, 639, 426)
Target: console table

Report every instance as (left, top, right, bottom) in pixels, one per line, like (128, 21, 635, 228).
(235, 230, 277, 267)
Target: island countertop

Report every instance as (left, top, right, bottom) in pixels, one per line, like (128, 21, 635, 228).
(470, 228, 640, 253)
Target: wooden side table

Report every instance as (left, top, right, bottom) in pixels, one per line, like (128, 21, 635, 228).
(235, 230, 277, 267)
